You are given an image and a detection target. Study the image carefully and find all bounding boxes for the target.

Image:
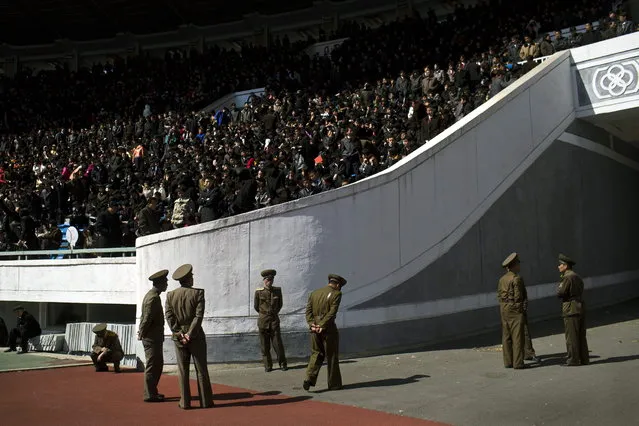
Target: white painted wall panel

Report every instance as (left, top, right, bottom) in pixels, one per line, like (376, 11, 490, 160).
(433, 131, 479, 235)
(475, 89, 533, 199)
(398, 158, 437, 265)
(0, 259, 136, 304)
(530, 55, 574, 146)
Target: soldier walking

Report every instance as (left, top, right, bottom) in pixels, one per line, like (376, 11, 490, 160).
(557, 254, 589, 366)
(138, 269, 169, 402)
(254, 269, 287, 372)
(498, 253, 526, 369)
(165, 264, 214, 409)
(303, 274, 347, 391)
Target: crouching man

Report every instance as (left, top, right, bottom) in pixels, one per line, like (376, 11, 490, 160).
(91, 323, 124, 373)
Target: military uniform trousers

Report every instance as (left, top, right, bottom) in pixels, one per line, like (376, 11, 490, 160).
(259, 324, 287, 369)
(523, 313, 536, 359)
(90, 350, 123, 370)
(174, 337, 213, 408)
(306, 330, 342, 389)
(500, 304, 525, 369)
(142, 338, 164, 399)
(564, 314, 589, 365)
(7, 327, 39, 351)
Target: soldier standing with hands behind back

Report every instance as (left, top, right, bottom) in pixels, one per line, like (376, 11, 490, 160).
(498, 253, 526, 370)
(254, 269, 288, 372)
(138, 269, 169, 403)
(165, 264, 214, 410)
(303, 274, 347, 391)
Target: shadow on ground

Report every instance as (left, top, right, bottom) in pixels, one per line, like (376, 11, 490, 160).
(408, 297, 639, 352)
(314, 374, 429, 393)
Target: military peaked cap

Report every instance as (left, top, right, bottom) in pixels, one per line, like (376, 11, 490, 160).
(172, 264, 193, 281)
(12, 305, 24, 311)
(93, 323, 107, 333)
(328, 274, 347, 286)
(558, 254, 576, 266)
(261, 269, 277, 278)
(148, 269, 169, 282)
(501, 252, 520, 268)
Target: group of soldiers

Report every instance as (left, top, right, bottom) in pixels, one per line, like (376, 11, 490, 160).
(89, 264, 347, 409)
(498, 252, 589, 369)
(85, 251, 588, 408)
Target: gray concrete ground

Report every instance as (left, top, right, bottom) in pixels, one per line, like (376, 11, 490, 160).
(7, 299, 639, 425)
(194, 298, 639, 426)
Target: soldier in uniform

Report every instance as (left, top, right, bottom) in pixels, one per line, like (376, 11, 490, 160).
(91, 323, 124, 372)
(303, 274, 347, 391)
(521, 269, 540, 363)
(165, 264, 214, 409)
(498, 253, 526, 369)
(557, 254, 589, 366)
(138, 269, 169, 402)
(254, 269, 288, 372)
(4, 305, 41, 354)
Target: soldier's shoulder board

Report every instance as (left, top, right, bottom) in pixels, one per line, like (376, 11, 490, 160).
(256, 287, 264, 291)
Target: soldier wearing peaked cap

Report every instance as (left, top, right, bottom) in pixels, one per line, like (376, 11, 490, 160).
(4, 305, 41, 354)
(254, 269, 288, 372)
(498, 253, 526, 369)
(165, 264, 214, 409)
(91, 323, 124, 373)
(303, 274, 347, 391)
(557, 254, 589, 366)
(138, 269, 169, 402)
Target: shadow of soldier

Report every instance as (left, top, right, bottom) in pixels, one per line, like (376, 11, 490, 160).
(315, 374, 429, 393)
(589, 354, 639, 365)
(218, 395, 313, 407)
(284, 359, 358, 370)
(532, 352, 601, 367)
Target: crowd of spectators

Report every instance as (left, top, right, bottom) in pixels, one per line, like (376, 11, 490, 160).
(0, 1, 634, 252)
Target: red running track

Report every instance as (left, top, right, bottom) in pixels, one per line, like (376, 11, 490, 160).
(0, 366, 449, 426)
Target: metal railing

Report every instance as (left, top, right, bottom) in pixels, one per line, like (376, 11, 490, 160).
(0, 247, 136, 260)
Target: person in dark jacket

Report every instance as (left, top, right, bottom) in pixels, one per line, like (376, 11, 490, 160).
(198, 177, 222, 223)
(137, 196, 162, 236)
(5, 305, 41, 353)
(0, 316, 8, 346)
(95, 199, 123, 248)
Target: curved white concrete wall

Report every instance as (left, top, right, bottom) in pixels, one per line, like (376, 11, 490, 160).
(0, 258, 136, 305)
(136, 50, 576, 339)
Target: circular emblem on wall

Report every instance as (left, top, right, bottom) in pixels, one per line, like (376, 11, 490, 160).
(591, 60, 639, 100)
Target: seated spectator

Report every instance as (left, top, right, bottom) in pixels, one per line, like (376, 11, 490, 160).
(90, 323, 124, 373)
(5, 305, 42, 354)
(617, 11, 634, 36)
(38, 220, 62, 250)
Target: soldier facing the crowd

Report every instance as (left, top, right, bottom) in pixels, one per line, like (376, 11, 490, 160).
(304, 273, 347, 391)
(498, 253, 526, 369)
(165, 264, 214, 409)
(254, 269, 287, 372)
(557, 254, 589, 366)
(138, 269, 169, 402)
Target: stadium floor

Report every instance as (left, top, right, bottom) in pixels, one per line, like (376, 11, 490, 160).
(0, 365, 447, 426)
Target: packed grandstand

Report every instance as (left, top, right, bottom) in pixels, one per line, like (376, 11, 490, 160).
(0, 1, 634, 252)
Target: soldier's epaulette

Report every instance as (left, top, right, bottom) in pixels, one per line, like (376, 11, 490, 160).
(256, 287, 264, 291)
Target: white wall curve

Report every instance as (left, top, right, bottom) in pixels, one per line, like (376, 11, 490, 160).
(136, 50, 577, 337)
(0, 258, 136, 305)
